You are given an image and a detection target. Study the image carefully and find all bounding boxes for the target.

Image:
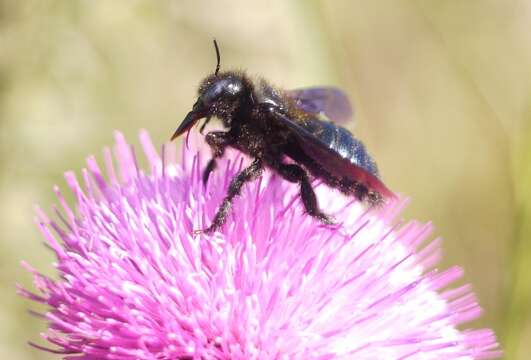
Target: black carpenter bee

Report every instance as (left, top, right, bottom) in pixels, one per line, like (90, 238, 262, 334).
(171, 40, 394, 234)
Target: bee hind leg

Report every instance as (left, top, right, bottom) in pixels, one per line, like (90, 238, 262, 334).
(271, 161, 334, 225)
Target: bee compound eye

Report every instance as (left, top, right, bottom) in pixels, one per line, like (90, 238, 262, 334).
(226, 82, 241, 96)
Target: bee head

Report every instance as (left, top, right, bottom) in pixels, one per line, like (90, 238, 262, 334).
(171, 41, 250, 140)
(198, 72, 247, 113)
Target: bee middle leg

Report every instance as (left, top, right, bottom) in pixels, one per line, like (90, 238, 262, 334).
(204, 131, 232, 185)
(272, 162, 334, 224)
(201, 158, 263, 234)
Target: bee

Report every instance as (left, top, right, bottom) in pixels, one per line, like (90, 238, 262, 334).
(171, 40, 395, 234)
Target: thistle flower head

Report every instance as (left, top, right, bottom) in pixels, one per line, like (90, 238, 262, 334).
(19, 130, 500, 359)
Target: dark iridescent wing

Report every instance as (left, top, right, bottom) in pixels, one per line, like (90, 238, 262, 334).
(270, 110, 394, 198)
(286, 87, 353, 124)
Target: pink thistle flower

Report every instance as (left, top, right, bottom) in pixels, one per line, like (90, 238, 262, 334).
(19, 130, 500, 359)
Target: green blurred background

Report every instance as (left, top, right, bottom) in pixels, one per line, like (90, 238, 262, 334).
(1, 1, 529, 359)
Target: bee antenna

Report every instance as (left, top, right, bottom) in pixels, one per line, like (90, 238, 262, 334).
(213, 39, 221, 76)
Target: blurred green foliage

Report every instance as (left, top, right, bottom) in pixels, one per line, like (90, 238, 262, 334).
(0, 1, 529, 359)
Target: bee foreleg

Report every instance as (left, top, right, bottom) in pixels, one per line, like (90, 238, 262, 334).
(204, 131, 232, 185)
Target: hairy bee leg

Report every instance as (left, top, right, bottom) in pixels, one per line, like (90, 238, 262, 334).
(204, 131, 232, 185)
(272, 162, 334, 225)
(203, 159, 217, 185)
(202, 158, 263, 234)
